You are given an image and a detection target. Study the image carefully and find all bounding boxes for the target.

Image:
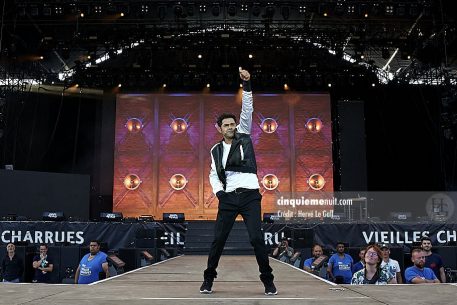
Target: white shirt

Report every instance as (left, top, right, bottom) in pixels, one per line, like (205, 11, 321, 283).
(381, 258, 401, 280)
(209, 90, 260, 194)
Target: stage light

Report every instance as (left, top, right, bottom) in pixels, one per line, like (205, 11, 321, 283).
(385, 5, 394, 16)
(87, 55, 91, 60)
(239, 83, 243, 88)
(170, 118, 188, 133)
(241, 4, 248, 12)
(299, 6, 306, 14)
(118, 83, 122, 88)
(262, 174, 279, 190)
(323, 12, 328, 17)
(125, 118, 143, 133)
(364, 13, 368, 18)
(80, 13, 84, 18)
(260, 118, 278, 134)
(94, 5, 102, 14)
(308, 174, 326, 190)
(252, 5, 261, 17)
(158, 6, 166, 20)
(228, 3, 237, 16)
(107, 254, 126, 268)
(199, 4, 207, 13)
(198, 54, 202, 59)
(265, 6, 275, 18)
(211, 5, 220, 17)
(174, 5, 184, 18)
(123, 174, 142, 190)
(327, 83, 332, 87)
(263, 213, 279, 223)
(283, 83, 289, 90)
(169, 174, 187, 190)
(163, 83, 167, 88)
(100, 212, 123, 222)
(42, 211, 65, 221)
(248, 54, 253, 59)
(163, 213, 185, 223)
(372, 83, 376, 87)
(75, 84, 79, 88)
(141, 5, 149, 14)
(120, 12, 124, 17)
(40, 56, 44, 60)
(360, 55, 365, 59)
(206, 83, 210, 88)
(139, 215, 154, 222)
(306, 118, 323, 133)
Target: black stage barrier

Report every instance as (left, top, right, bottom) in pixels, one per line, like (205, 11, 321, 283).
(1, 221, 457, 283)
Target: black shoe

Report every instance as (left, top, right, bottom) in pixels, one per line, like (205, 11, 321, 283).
(199, 278, 213, 294)
(263, 281, 277, 295)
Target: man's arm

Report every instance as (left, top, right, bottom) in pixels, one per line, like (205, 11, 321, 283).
(42, 263, 53, 273)
(396, 271, 403, 284)
(74, 265, 80, 284)
(411, 276, 440, 284)
(327, 257, 335, 281)
(439, 266, 446, 283)
(32, 258, 40, 269)
(209, 151, 224, 196)
(237, 68, 253, 134)
(102, 262, 110, 278)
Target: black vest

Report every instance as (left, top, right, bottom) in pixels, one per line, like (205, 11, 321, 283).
(211, 132, 258, 190)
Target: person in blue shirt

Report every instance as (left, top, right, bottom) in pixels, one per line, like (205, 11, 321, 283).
(303, 244, 324, 273)
(404, 248, 440, 284)
(75, 240, 109, 284)
(352, 248, 366, 273)
(327, 242, 353, 284)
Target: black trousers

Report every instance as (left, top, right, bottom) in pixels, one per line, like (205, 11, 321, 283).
(204, 189, 274, 282)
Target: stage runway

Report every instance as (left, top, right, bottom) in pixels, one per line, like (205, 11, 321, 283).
(0, 255, 456, 305)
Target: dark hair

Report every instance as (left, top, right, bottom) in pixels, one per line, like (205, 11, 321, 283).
(336, 241, 345, 247)
(420, 236, 432, 243)
(312, 244, 323, 251)
(90, 240, 100, 246)
(216, 113, 237, 127)
(39, 244, 48, 249)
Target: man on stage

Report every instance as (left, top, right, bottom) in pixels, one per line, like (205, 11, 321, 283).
(200, 68, 276, 295)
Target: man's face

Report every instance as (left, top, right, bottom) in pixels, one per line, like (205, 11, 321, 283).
(6, 243, 15, 252)
(219, 118, 236, 140)
(39, 246, 48, 256)
(359, 250, 366, 260)
(412, 250, 426, 268)
(336, 244, 345, 254)
(365, 248, 380, 266)
(421, 240, 432, 251)
(89, 242, 100, 255)
(313, 246, 323, 258)
(381, 248, 390, 259)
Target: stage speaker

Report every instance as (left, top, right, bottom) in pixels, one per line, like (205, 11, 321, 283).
(263, 213, 279, 223)
(100, 212, 123, 222)
(292, 229, 314, 248)
(139, 215, 155, 222)
(337, 100, 367, 191)
(42, 211, 65, 221)
(162, 213, 185, 223)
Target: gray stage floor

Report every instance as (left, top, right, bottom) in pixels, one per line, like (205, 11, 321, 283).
(0, 255, 456, 305)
